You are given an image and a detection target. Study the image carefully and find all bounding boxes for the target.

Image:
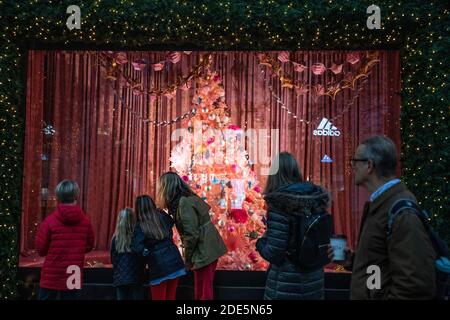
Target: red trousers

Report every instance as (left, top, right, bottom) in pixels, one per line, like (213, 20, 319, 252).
(193, 260, 218, 300)
(150, 277, 179, 300)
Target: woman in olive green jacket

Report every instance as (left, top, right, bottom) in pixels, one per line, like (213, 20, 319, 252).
(157, 172, 227, 300)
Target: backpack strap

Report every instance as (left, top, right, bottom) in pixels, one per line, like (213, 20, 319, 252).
(387, 199, 427, 240)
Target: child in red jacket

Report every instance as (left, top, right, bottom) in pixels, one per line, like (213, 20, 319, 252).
(35, 180, 95, 300)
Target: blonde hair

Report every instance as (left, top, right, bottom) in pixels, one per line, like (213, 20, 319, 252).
(112, 208, 135, 253)
(156, 172, 195, 209)
(55, 180, 80, 203)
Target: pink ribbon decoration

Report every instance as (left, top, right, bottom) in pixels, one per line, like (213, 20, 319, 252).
(311, 63, 326, 75)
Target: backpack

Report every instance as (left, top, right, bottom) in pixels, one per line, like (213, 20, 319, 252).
(287, 207, 333, 271)
(387, 199, 450, 300)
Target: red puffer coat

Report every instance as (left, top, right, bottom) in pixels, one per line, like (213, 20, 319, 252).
(35, 204, 95, 290)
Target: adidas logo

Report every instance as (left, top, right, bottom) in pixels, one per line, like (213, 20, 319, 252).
(313, 118, 341, 136)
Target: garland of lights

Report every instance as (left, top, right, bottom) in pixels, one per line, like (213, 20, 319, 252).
(0, 1, 448, 299)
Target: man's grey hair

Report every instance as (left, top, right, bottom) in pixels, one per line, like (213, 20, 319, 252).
(360, 136, 398, 177)
(55, 180, 80, 203)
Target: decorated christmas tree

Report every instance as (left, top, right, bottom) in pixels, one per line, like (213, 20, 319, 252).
(170, 57, 269, 270)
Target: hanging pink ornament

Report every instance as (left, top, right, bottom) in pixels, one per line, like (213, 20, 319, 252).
(346, 52, 360, 65)
(311, 63, 326, 75)
(292, 62, 307, 73)
(248, 252, 258, 263)
(228, 124, 240, 130)
(228, 225, 236, 232)
(277, 51, 290, 63)
(230, 209, 248, 224)
(231, 164, 238, 173)
(213, 74, 221, 82)
(131, 59, 146, 71)
(182, 175, 189, 182)
(168, 51, 181, 64)
(330, 63, 343, 74)
(253, 185, 261, 193)
(207, 136, 215, 145)
(114, 52, 128, 65)
(153, 62, 165, 71)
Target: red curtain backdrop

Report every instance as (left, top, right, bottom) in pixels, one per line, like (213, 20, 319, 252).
(20, 50, 401, 260)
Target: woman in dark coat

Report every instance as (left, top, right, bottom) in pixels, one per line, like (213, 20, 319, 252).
(256, 152, 331, 300)
(132, 195, 187, 300)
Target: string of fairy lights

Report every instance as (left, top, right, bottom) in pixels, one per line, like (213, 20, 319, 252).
(0, 1, 448, 299)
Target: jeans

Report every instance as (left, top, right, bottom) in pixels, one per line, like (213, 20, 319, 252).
(116, 284, 144, 300)
(38, 287, 78, 300)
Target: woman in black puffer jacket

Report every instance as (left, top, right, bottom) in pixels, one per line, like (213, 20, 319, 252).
(256, 152, 331, 300)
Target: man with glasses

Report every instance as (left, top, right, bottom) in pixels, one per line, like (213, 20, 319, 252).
(330, 135, 435, 299)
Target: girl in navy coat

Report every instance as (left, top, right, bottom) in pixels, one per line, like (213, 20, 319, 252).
(110, 208, 144, 300)
(132, 195, 187, 300)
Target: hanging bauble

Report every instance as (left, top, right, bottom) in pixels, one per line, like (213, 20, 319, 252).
(202, 107, 209, 113)
(230, 208, 248, 224)
(205, 185, 212, 191)
(181, 175, 189, 182)
(218, 219, 225, 228)
(248, 209, 254, 216)
(209, 210, 215, 219)
(208, 113, 216, 121)
(188, 126, 194, 133)
(253, 185, 261, 193)
(220, 179, 226, 187)
(245, 264, 252, 270)
(228, 225, 236, 232)
(248, 252, 258, 263)
(207, 136, 215, 145)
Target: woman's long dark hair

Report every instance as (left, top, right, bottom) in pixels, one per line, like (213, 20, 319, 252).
(135, 195, 168, 240)
(157, 172, 196, 216)
(263, 152, 303, 194)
